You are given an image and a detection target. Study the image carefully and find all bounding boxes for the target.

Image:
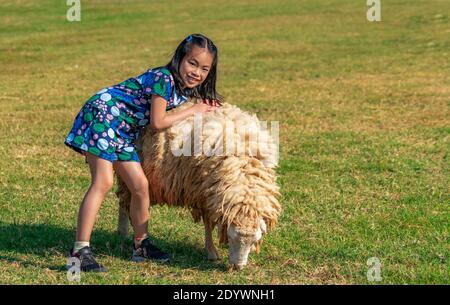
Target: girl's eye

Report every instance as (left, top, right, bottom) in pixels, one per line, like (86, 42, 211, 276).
(189, 61, 196, 66)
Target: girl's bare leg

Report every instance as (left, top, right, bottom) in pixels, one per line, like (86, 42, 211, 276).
(113, 161, 170, 262)
(113, 161, 149, 238)
(76, 153, 114, 242)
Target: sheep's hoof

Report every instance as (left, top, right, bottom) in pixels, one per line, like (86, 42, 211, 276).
(206, 249, 220, 261)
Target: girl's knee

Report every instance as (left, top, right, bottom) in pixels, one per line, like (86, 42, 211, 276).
(91, 178, 114, 194)
(130, 178, 149, 197)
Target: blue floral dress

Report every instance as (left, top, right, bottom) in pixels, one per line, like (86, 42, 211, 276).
(64, 67, 188, 162)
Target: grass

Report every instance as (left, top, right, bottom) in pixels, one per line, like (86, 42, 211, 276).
(0, 0, 449, 284)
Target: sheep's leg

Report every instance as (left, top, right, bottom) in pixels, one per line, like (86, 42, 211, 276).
(203, 217, 220, 261)
(118, 206, 130, 236)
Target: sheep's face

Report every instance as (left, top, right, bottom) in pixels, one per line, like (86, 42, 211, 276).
(227, 218, 267, 270)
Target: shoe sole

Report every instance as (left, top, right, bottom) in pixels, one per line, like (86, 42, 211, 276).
(132, 256, 170, 263)
(66, 263, 107, 273)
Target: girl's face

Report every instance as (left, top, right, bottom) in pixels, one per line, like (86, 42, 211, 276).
(179, 46, 214, 89)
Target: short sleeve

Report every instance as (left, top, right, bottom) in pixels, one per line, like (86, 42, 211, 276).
(137, 68, 173, 103)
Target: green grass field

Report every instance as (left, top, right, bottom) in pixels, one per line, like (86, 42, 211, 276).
(0, 0, 449, 284)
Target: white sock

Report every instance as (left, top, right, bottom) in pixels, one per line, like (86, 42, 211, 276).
(73, 241, 90, 254)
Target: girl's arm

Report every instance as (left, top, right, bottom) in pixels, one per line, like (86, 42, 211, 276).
(150, 95, 215, 131)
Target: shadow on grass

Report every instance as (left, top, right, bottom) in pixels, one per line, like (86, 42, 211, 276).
(0, 222, 228, 272)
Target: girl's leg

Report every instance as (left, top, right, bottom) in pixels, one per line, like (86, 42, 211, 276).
(113, 161, 149, 239)
(76, 153, 114, 242)
(113, 161, 170, 262)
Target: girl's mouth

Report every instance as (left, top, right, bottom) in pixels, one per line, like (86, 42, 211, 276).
(186, 75, 200, 85)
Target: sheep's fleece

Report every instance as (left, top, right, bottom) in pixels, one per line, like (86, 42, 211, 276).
(116, 101, 281, 270)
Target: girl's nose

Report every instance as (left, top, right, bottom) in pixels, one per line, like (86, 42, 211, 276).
(192, 68, 200, 77)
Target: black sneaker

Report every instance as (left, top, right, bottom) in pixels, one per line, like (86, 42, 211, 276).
(132, 237, 170, 263)
(69, 246, 107, 273)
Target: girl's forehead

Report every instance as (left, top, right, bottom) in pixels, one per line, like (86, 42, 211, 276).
(185, 46, 213, 67)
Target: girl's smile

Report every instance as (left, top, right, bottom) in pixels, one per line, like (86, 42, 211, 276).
(179, 45, 213, 89)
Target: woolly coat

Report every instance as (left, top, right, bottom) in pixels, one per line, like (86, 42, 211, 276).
(116, 101, 281, 243)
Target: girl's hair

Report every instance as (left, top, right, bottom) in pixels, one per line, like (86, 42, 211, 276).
(165, 33, 224, 103)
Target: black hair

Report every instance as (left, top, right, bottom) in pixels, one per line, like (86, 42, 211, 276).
(165, 33, 224, 103)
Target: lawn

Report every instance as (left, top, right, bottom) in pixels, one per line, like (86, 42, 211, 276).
(0, 0, 448, 284)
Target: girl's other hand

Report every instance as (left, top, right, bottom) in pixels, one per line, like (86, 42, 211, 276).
(202, 98, 222, 107)
(192, 102, 216, 114)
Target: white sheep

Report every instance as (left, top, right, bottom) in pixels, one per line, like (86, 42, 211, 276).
(116, 101, 281, 270)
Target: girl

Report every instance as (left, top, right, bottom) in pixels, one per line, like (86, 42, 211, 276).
(64, 33, 223, 272)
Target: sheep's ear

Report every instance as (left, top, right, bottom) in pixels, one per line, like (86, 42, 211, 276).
(259, 218, 267, 234)
(254, 226, 262, 242)
(253, 219, 266, 255)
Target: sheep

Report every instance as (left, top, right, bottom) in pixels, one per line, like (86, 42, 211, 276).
(116, 101, 281, 270)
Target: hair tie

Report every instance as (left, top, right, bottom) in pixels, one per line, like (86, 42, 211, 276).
(186, 35, 193, 42)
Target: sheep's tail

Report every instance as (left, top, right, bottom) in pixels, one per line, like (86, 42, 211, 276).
(116, 175, 131, 236)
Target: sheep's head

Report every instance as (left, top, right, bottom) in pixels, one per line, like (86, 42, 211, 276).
(217, 159, 280, 271)
(227, 217, 267, 270)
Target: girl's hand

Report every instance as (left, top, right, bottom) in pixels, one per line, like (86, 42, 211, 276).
(192, 102, 216, 114)
(202, 98, 222, 107)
